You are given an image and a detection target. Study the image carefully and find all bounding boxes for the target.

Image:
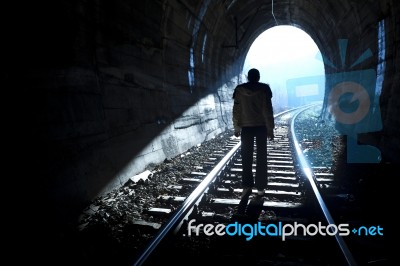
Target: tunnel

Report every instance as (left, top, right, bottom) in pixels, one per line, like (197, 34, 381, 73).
(13, 0, 399, 264)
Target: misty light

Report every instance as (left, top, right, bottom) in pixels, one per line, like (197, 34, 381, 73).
(243, 25, 325, 111)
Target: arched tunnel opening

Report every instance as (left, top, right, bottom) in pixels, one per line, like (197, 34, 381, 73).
(14, 0, 398, 265)
(243, 25, 325, 111)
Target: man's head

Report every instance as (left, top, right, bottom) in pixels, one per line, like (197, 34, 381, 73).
(247, 68, 260, 82)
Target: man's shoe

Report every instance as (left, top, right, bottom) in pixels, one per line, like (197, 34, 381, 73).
(241, 187, 253, 199)
(246, 194, 264, 219)
(253, 194, 265, 203)
(253, 190, 265, 204)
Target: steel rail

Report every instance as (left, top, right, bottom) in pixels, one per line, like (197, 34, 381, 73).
(290, 107, 357, 266)
(133, 140, 241, 266)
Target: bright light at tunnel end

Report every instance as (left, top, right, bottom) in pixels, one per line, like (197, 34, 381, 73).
(244, 26, 383, 163)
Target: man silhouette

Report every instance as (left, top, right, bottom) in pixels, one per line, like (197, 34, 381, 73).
(232, 68, 274, 213)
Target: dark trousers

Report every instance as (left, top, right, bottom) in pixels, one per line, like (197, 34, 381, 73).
(241, 126, 268, 190)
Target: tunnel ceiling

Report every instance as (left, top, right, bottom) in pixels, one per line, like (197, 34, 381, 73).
(21, 0, 396, 88)
(205, 0, 392, 75)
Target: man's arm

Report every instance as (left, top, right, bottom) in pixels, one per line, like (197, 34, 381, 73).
(265, 86, 275, 139)
(232, 88, 241, 137)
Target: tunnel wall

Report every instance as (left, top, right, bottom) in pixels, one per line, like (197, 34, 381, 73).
(19, 0, 240, 222)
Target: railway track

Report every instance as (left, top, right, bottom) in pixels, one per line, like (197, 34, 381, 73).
(132, 105, 356, 266)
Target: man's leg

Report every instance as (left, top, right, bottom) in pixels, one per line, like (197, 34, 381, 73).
(237, 127, 255, 214)
(255, 126, 268, 193)
(241, 127, 255, 188)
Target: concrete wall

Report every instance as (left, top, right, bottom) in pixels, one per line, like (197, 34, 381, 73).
(17, 1, 241, 224)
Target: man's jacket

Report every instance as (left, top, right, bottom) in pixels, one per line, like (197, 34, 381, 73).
(232, 82, 274, 133)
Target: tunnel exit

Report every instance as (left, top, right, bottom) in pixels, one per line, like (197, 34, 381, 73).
(243, 25, 325, 112)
